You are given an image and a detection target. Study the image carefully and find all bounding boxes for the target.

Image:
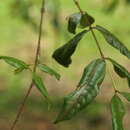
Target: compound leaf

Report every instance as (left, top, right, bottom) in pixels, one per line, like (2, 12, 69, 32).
(54, 58, 106, 124)
(111, 95, 125, 130)
(95, 25, 130, 59)
(107, 58, 130, 87)
(52, 30, 88, 67)
(38, 64, 60, 80)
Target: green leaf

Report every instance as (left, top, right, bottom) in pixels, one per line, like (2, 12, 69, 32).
(106, 58, 130, 87)
(0, 56, 29, 69)
(111, 95, 125, 130)
(119, 91, 130, 102)
(54, 58, 106, 124)
(52, 30, 88, 67)
(54, 86, 99, 124)
(80, 12, 95, 28)
(95, 25, 130, 59)
(68, 12, 81, 34)
(38, 64, 60, 80)
(67, 12, 94, 34)
(77, 59, 106, 88)
(32, 73, 49, 101)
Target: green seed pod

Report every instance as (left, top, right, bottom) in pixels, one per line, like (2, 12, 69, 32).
(54, 59, 106, 124)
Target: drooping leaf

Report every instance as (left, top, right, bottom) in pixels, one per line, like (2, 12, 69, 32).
(77, 59, 106, 88)
(38, 64, 60, 80)
(0, 56, 29, 69)
(119, 91, 130, 102)
(68, 12, 81, 34)
(111, 95, 125, 130)
(32, 73, 49, 101)
(106, 58, 130, 87)
(80, 12, 95, 28)
(67, 12, 94, 34)
(52, 30, 88, 67)
(54, 58, 106, 124)
(95, 25, 130, 59)
(54, 86, 98, 124)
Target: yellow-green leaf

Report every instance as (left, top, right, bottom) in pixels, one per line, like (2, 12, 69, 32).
(38, 64, 60, 80)
(32, 73, 49, 101)
(0, 56, 29, 69)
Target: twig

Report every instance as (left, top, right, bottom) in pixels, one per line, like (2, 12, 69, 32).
(73, 0, 84, 14)
(73, 0, 119, 93)
(10, 82, 33, 130)
(73, 0, 105, 59)
(89, 27, 105, 59)
(10, 0, 45, 130)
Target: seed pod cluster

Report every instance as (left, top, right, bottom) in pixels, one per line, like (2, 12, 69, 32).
(54, 59, 106, 124)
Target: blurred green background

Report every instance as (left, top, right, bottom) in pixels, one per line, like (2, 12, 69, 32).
(1, 0, 130, 130)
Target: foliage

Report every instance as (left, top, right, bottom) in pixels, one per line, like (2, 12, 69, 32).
(1, 0, 130, 130)
(51, 0, 130, 129)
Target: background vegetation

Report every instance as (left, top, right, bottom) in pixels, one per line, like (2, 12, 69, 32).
(0, 0, 130, 129)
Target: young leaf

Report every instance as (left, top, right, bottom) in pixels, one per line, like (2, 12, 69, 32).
(111, 95, 125, 130)
(80, 12, 95, 28)
(0, 56, 29, 69)
(54, 58, 106, 124)
(68, 12, 81, 34)
(32, 73, 49, 101)
(106, 58, 130, 87)
(67, 12, 95, 34)
(77, 59, 106, 88)
(52, 30, 88, 67)
(119, 91, 130, 102)
(38, 64, 60, 80)
(95, 25, 130, 59)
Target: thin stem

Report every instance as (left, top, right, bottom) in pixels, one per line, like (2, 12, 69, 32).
(73, 0, 118, 93)
(89, 27, 105, 59)
(73, 0, 105, 59)
(73, 0, 84, 14)
(33, 0, 45, 72)
(10, 82, 33, 130)
(10, 0, 45, 130)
